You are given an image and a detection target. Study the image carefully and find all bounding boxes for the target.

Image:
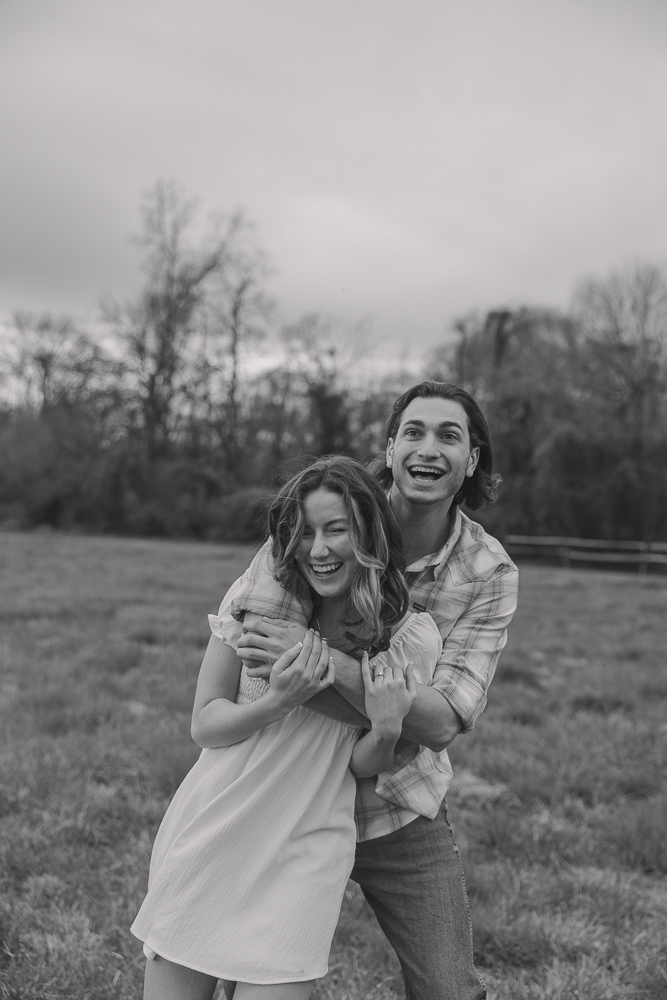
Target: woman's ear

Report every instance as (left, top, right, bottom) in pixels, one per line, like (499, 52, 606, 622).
(386, 438, 394, 469)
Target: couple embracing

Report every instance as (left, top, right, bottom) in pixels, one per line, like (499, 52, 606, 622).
(131, 380, 519, 1000)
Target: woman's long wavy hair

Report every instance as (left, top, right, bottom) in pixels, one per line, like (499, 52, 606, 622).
(267, 456, 409, 656)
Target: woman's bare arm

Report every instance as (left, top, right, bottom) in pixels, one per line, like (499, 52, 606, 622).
(191, 632, 333, 748)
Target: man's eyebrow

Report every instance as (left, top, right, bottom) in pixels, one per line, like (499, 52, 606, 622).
(401, 419, 465, 430)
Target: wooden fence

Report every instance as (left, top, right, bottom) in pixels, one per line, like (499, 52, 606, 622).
(504, 535, 667, 575)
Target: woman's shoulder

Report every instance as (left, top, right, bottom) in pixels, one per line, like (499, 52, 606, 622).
(374, 612, 440, 682)
(390, 610, 441, 643)
(385, 612, 441, 665)
(388, 610, 412, 638)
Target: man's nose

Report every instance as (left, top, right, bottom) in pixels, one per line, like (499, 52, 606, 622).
(417, 432, 439, 457)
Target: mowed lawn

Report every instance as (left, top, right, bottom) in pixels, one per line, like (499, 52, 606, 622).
(1, 531, 666, 1000)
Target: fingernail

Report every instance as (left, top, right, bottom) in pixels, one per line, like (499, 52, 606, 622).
(296, 642, 303, 649)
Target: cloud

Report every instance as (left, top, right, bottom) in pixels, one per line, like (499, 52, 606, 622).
(1, 0, 666, 348)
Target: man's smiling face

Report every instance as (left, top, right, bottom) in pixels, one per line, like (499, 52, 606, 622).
(386, 397, 480, 507)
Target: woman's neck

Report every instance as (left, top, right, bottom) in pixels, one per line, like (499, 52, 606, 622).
(313, 593, 348, 628)
(312, 594, 352, 642)
(317, 593, 348, 614)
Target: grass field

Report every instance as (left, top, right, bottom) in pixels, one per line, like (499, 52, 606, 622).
(1, 531, 666, 1000)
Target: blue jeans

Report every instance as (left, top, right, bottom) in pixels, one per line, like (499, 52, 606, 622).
(350, 802, 486, 1000)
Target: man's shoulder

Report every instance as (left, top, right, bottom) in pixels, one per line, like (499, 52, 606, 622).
(245, 538, 273, 574)
(226, 538, 312, 625)
(448, 510, 517, 586)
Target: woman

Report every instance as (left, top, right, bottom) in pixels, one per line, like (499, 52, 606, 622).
(131, 457, 442, 1000)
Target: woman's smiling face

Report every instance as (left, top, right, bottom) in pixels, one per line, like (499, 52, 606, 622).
(296, 488, 360, 598)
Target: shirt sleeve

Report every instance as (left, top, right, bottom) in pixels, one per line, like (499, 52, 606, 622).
(207, 540, 311, 651)
(370, 613, 443, 775)
(208, 574, 249, 648)
(432, 563, 519, 731)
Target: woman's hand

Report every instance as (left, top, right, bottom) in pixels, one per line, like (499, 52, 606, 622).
(266, 630, 335, 713)
(237, 615, 307, 678)
(349, 653, 419, 778)
(361, 653, 417, 739)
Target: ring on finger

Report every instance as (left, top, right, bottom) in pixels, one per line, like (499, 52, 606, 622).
(375, 670, 384, 678)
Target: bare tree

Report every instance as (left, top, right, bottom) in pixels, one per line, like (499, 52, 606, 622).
(571, 261, 667, 439)
(241, 313, 369, 474)
(0, 311, 110, 412)
(103, 180, 243, 457)
(280, 314, 368, 455)
(427, 306, 581, 532)
(203, 222, 273, 473)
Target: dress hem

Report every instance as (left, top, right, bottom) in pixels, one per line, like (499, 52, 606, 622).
(131, 930, 326, 984)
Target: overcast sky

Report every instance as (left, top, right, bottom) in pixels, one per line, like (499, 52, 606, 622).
(2, 0, 666, 355)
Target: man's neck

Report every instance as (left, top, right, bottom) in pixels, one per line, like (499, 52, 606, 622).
(389, 486, 455, 566)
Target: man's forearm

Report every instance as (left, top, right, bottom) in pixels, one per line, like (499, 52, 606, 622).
(237, 615, 463, 751)
(318, 647, 462, 752)
(406, 690, 462, 751)
(304, 687, 368, 727)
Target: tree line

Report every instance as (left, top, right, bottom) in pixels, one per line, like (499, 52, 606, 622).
(1, 180, 666, 542)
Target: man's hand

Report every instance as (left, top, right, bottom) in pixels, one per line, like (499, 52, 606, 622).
(236, 614, 308, 679)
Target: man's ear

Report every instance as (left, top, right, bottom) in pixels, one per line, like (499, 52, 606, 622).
(466, 446, 480, 478)
(386, 438, 394, 469)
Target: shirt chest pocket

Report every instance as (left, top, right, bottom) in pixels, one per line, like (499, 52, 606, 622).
(410, 579, 480, 639)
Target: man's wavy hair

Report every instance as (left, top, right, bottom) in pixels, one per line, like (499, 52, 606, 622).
(373, 381, 501, 510)
(267, 456, 409, 656)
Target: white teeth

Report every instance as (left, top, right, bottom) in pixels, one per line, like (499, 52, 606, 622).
(311, 563, 343, 575)
(410, 466, 443, 476)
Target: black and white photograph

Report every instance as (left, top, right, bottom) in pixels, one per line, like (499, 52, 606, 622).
(1, 2, 666, 998)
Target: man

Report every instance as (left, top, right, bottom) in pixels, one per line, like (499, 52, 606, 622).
(232, 381, 518, 1000)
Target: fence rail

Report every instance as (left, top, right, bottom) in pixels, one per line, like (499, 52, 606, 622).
(504, 534, 667, 574)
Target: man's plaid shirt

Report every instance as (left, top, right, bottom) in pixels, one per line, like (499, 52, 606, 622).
(209, 506, 518, 842)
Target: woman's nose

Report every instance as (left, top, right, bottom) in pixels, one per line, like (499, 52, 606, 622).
(310, 533, 329, 558)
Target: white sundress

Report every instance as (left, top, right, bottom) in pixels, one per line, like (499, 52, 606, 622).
(130, 611, 441, 984)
